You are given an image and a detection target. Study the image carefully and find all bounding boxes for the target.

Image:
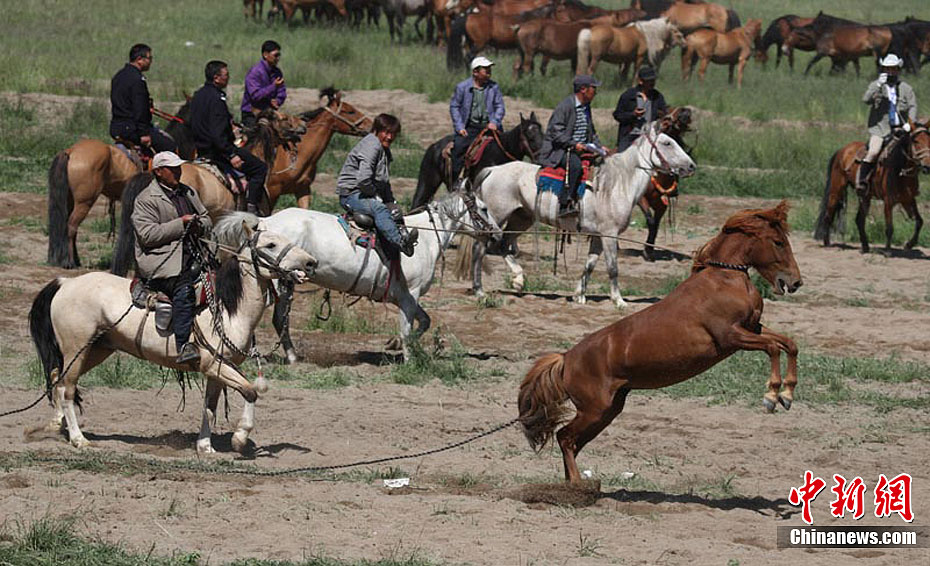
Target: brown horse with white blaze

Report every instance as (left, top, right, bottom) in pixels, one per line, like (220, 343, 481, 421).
(518, 201, 802, 483)
(814, 124, 930, 253)
(682, 18, 762, 88)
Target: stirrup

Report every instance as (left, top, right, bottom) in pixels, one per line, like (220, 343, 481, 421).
(558, 202, 578, 217)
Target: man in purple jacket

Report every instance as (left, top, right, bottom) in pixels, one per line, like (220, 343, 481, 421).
(449, 56, 505, 190)
(240, 40, 286, 128)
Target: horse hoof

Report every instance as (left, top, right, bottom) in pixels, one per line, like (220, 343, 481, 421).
(196, 438, 216, 454)
(285, 350, 298, 365)
(45, 420, 64, 433)
(254, 376, 269, 395)
(613, 299, 627, 309)
(473, 289, 486, 300)
(231, 431, 250, 454)
(778, 395, 792, 411)
(762, 397, 777, 413)
(71, 437, 91, 449)
(573, 295, 587, 305)
(512, 278, 524, 292)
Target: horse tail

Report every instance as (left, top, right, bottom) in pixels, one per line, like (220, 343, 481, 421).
(577, 28, 592, 74)
(28, 279, 79, 407)
(518, 353, 569, 451)
(725, 9, 741, 31)
(814, 150, 845, 241)
(447, 13, 467, 71)
(47, 151, 72, 267)
(111, 171, 153, 276)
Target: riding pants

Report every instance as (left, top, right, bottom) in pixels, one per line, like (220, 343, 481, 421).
(148, 267, 196, 352)
(340, 190, 404, 250)
(204, 148, 268, 207)
(557, 152, 584, 206)
(110, 125, 177, 154)
(451, 124, 485, 181)
(863, 135, 883, 163)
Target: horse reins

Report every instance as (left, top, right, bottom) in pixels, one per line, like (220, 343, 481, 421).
(152, 107, 185, 124)
(323, 97, 371, 136)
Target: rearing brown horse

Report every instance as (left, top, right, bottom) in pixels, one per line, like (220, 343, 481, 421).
(519, 201, 802, 483)
(814, 124, 930, 253)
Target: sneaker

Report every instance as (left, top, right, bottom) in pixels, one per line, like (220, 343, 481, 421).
(175, 343, 201, 366)
(401, 228, 419, 257)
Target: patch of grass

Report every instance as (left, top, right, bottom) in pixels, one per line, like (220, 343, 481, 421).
(389, 333, 482, 386)
(475, 292, 503, 310)
(655, 351, 930, 412)
(685, 204, 703, 215)
(515, 273, 572, 294)
(6, 215, 47, 234)
(0, 251, 11, 264)
(576, 531, 602, 558)
(81, 353, 167, 389)
(750, 272, 775, 300)
(305, 296, 390, 335)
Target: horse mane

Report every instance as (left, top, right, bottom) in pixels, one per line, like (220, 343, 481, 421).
(213, 211, 261, 249)
(595, 135, 651, 199)
(211, 211, 262, 315)
(300, 107, 326, 121)
(241, 110, 277, 164)
(215, 256, 243, 316)
(692, 200, 791, 272)
(319, 86, 339, 105)
(634, 17, 675, 64)
(759, 15, 797, 50)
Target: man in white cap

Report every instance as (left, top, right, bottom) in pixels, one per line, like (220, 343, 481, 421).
(448, 55, 505, 190)
(132, 151, 213, 367)
(858, 53, 918, 194)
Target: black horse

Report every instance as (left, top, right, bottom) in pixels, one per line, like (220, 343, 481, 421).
(411, 112, 544, 209)
(163, 97, 196, 159)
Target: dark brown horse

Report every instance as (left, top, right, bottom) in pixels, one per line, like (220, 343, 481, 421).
(518, 201, 802, 483)
(804, 25, 892, 77)
(814, 124, 930, 253)
(755, 14, 814, 68)
(781, 13, 861, 73)
(446, 0, 551, 70)
(638, 106, 692, 261)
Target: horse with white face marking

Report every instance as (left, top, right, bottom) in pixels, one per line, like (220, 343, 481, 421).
(264, 191, 501, 361)
(29, 213, 317, 454)
(470, 127, 695, 307)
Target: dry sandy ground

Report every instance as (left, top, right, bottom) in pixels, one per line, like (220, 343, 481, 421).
(1, 90, 929, 565)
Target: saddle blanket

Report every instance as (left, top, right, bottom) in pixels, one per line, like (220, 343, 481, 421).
(535, 164, 591, 198)
(337, 215, 377, 249)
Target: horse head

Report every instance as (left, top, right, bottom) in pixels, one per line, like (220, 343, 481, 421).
(642, 128, 696, 178)
(907, 122, 930, 174)
(699, 200, 802, 295)
(446, 186, 502, 244)
(213, 212, 317, 284)
(518, 111, 544, 161)
(318, 86, 373, 136)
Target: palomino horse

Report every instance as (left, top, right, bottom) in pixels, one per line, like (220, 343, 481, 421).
(267, 88, 372, 209)
(682, 19, 762, 88)
(445, 0, 551, 70)
(755, 14, 814, 68)
(264, 191, 501, 362)
(577, 17, 683, 81)
(519, 201, 802, 483)
(411, 112, 544, 209)
(814, 124, 930, 253)
(29, 214, 316, 453)
(804, 25, 892, 77)
(46, 101, 194, 269)
(469, 126, 695, 307)
(109, 114, 308, 277)
(661, 0, 739, 34)
(47, 109, 302, 270)
(513, 10, 645, 78)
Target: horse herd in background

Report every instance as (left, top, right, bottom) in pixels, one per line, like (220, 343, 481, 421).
(243, 0, 930, 86)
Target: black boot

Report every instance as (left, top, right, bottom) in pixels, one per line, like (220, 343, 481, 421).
(400, 227, 419, 257)
(857, 161, 874, 196)
(176, 343, 201, 367)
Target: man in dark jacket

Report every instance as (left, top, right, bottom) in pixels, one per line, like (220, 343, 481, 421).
(190, 60, 268, 215)
(538, 75, 609, 216)
(110, 43, 177, 154)
(613, 65, 668, 152)
(448, 56, 506, 189)
(132, 151, 213, 367)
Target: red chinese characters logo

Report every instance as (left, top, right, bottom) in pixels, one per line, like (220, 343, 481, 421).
(789, 470, 827, 525)
(874, 473, 913, 522)
(830, 474, 866, 520)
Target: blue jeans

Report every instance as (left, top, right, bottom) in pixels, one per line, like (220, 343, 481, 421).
(340, 191, 403, 248)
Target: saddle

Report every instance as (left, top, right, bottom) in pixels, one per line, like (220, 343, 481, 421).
(113, 140, 150, 171)
(337, 212, 378, 250)
(130, 275, 212, 336)
(535, 158, 594, 198)
(853, 133, 901, 168)
(441, 130, 496, 180)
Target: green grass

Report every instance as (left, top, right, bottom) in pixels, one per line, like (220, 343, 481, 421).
(260, 363, 361, 389)
(656, 350, 930, 412)
(389, 334, 483, 386)
(305, 295, 392, 334)
(0, 517, 440, 566)
(22, 353, 169, 391)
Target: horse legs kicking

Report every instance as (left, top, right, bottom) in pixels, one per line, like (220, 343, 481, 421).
(574, 236, 602, 305)
(903, 195, 923, 250)
(272, 282, 298, 364)
(557, 385, 630, 483)
(197, 380, 224, 454)
(201, 357, 261, 453)
(725, 324, 799, 412)
(855, 195, 872, 253)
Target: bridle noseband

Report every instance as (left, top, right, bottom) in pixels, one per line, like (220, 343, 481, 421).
(237, 229, 304, 281)
(323, 97, 371, 136)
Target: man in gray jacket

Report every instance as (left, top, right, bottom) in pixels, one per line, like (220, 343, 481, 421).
(858, 53, 918, 194)
(132, 151, 212, 366)
(336, 114, 418, 257)
(538, 75, 610, 216)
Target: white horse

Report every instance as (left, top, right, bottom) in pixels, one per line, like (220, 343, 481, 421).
(28, 214, 317, 454)
(263, 191, 501, 361)
(470, 128, 695, 307)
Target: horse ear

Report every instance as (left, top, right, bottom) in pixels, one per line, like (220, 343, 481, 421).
(530, 111, 538, 122)
(241, 218, 255, 240)
(520, 112, 525, 122)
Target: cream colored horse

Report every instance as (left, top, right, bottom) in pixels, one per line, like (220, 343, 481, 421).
(29, 214, 317, 454)
(577, 17, 684, 82)
(682, 19, 762, 88)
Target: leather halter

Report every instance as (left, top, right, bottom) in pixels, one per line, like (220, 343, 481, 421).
(323, 97, 370, 136)
(706, 260, 749, 274)
(236, 229, 302, 281)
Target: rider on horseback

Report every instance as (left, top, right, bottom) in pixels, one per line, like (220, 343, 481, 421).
(190, 60, 268, 216)
(337, 114, 419, 258)
(858, 53, 918, 194)
(240, 40, 287, 129)
(613, 65, 668, 153)
(538, 74, 610, 217)
(110, 44, 177, 155)
(131, 151, 213, 367)
(449, 56, 506, 191)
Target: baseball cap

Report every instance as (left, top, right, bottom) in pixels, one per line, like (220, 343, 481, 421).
(638, 65, 657, 81)
(471, 56, 494, 71)
(152, 151, 185, 168)
(573, 74, 601, 88)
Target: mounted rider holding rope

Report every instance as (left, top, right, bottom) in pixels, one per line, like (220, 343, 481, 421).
(131, 151, 212, 367)
(337, 114, 419, 258)
(858, 53, 918, 195)
(449, 56, 506, 191)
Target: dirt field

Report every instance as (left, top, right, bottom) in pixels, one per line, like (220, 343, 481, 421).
(1, 90, 929, 565)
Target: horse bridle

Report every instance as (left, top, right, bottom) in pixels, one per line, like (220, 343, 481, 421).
(323, 97, 370, 136)
(236, 229, 304, 282)
(518, 124, 539, 163)
(643, 129, 675, 176)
